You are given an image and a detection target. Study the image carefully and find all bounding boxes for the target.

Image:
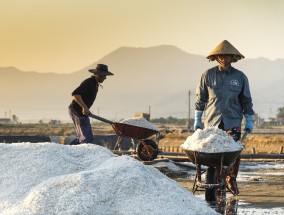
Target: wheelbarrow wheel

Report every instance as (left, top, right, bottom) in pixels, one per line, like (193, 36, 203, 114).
(136, 139, 158, 161)
(205, 166, 217, 201)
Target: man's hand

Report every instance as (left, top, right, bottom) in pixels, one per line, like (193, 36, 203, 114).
(244, 114, 254, 133)
(194, 110, 203, 130)
(82, 108, 91, 116)
(72, 95, 90, 116)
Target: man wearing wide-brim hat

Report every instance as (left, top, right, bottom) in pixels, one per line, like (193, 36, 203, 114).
(68, 64, 113, 145)
(194, 40, 254, 196)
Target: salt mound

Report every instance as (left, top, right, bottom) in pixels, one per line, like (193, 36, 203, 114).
(180, 127, 244, 153)
(120, 117, 159, 131)
(0, 143, 217, 215)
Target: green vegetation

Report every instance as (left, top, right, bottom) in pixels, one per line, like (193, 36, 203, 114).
(277, 107, 284, 118)
(266, 106, 284, 126)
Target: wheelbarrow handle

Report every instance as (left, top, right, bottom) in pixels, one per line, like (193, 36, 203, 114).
(240, 129, 250, 142)
(89, 113, 114, 124)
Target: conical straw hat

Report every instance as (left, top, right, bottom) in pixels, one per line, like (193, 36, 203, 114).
(206, 40, 245, 62)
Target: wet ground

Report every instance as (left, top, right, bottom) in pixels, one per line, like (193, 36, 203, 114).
(166, 160, 284, 214)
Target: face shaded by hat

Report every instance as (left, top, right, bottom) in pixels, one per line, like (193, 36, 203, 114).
(207, 40, 245, 63)
(89, 64, 114, 76)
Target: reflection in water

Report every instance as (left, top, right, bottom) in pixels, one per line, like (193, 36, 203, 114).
(208, 196, 238, 215)
(172, 161, 284, 214)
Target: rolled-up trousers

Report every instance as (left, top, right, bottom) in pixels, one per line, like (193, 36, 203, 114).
(218, 121, 241, 178)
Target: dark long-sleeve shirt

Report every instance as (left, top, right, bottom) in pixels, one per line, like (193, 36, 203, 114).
(195, 66, 254, 130)
(69, 76, 99, 117)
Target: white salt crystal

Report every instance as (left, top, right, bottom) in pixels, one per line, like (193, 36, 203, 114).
(0, 143, 217, 215)
(120, 117, 159, 131)
(180, 127, 244, 153)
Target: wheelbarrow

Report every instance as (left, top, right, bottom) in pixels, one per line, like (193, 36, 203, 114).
(184, 130, 249, 201)
(89, 113, 160, 161)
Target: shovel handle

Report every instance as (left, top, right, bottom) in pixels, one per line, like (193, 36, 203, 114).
(88, 113, 114, 124)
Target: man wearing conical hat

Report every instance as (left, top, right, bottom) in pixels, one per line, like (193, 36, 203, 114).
(194, 40, 254, 195)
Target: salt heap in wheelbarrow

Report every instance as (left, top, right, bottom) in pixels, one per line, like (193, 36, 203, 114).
(117, 117, 159, 140)
(120, 117, 159, 131)
(180, 127, 244, 153)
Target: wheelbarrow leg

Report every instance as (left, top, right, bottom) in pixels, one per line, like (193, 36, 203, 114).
(114, 136, 123, 151)
(192, 173, 198, 194)
(192, 164, 201, 194)
(216, 154, 227, 202)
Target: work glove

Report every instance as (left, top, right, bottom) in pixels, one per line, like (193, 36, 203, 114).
(244, 114, 254, 133)
(194, 110, 203, 131)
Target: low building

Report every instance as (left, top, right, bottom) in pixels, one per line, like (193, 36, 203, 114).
(135, 112, 150, 121)
(0, 118, 12, 125)
(49, 120, 61, 128)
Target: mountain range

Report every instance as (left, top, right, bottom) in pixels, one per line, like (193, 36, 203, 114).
(1, 45, 283, 122)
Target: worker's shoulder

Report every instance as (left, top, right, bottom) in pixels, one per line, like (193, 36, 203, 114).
(230, 66, 244, 74)
(203, 66, 218, 75)
(81, 76, 97, 84)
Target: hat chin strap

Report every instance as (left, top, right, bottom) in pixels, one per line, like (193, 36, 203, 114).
(216, 58, 226, 67)
(216, 58, 222, 65)
(216, 58, 231, 70)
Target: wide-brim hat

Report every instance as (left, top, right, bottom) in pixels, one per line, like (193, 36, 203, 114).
(89, 64, 114, 76)
(206, 40, 245, 62)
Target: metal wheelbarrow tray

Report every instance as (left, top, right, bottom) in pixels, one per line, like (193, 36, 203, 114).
(185, 149, 243, 200)
(89, 113, 160, 161)
(184, 129, 248, 167)
(184, 150, 243, 167)
(110, 122, 158, 140)
(183, 130, 248, 200)
(89, 113, 159, 139)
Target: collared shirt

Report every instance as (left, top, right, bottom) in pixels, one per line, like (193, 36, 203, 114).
(69, 76, 99, 117)
(195, 66, 254, 130)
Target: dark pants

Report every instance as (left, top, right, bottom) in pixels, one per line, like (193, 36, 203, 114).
(69, 108, 93, 145)
(218, 121, 241, 178)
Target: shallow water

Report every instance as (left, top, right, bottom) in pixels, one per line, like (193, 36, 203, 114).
(173, 161, 284, 215)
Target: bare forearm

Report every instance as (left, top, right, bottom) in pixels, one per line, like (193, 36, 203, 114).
(72, 95, 90, 115)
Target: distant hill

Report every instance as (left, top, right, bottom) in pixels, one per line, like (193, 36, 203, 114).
(0, 45, 283, 122)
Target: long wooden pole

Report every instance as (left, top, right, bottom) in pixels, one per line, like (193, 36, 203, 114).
(188, 90, 191, 129)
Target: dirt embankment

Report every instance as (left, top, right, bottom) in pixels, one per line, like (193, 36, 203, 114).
(1, 125, 284, 154)
(0, 124, 114, 136)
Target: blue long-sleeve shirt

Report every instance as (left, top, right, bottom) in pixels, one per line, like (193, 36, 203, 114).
(195, 66, 254, 130)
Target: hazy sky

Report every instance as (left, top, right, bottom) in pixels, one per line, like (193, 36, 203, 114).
(1, 0, 283, 74)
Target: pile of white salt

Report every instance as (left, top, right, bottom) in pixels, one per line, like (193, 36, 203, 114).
(0, 142, 217, 215)
(120, 117, 159, 131)
(180, 127, 244, 153)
